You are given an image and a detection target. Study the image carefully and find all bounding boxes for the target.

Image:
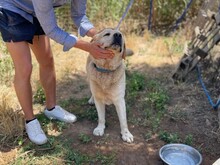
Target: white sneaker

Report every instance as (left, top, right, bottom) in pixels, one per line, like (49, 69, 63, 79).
(44, 105, 77, 123)
(25, 119, 47, 145)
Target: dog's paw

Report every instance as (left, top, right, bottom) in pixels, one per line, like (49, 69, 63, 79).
(93, 126, 105, 136)
(88, 96, 95, 105)
(121, 130, 134, 143)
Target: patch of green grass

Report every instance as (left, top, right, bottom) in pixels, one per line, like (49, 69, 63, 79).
(148, 90, 169, 111)
(129, 117, 148, 127)
(36, 113, 67, 133)
(126, 71, 145, 97)
(145, 79, 169, 112)
(159, 131, 180, 143)
(60, 97, 88, 108)
(168, 106, 188, 121)
(143, 131, 153, 141)
(94, 152, 116, 165)
(184, 134, 194, 146)
(143, 108, 153, 119)
(65, 150, 90, 165)
(33, 84, 46, 104)
(13, 135, 116, 165)
(17, 136, 25, 146)
(159, 131, 194, 146)
(59, 97, 98, 122)
(78, 133, 92, 144)
(96, 134, 110, 145)
(151, 117, 162, 132)
(78, 106, 98, 121)
(126, 75, 170, 133)
(164, 36, 184, 55)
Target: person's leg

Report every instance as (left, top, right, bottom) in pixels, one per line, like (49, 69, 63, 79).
(29, 35, 56, 109)
(6, 41, 34, 120)
(0, 9, 48, 145)
(30, 35, 77, 123)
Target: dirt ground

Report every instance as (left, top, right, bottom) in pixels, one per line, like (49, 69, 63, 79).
(1, 34, 220, 165)
(54, 35, 220, 165)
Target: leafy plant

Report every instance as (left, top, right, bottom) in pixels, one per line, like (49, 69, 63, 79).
(143, 79, 169, 112)
(78, 133, 92, 144)
(33, 85, 46, 104)
(159, 131, 180, 143)
(79, 106, 98, 121)
(126, 71, 145, 98)
(148, 90, 169, 111)
(184, 134, 193, 145)
(65, 150, 90, 165)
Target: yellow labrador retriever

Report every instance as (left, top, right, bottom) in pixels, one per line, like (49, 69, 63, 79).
(86, 28, 134, 143)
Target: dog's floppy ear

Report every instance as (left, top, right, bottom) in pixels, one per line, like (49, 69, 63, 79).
(122, 43, 126, 60)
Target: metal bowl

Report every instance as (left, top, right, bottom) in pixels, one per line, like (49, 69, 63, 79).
(159, 143, 202, 165)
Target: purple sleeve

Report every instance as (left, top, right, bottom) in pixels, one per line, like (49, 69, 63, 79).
(32, 0, 77, 51)
(71, 0, 94, 37)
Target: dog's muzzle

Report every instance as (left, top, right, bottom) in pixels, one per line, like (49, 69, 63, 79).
(111, 32, 122, 52)
(113, 32, 122, 45)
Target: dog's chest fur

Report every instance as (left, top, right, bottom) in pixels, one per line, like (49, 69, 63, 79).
(88, 61, 125, 90)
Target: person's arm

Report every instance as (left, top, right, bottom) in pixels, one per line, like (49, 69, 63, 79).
(32, 0, 76, 52)
(70, 0, 113, 58)
(71, 0, 94, 37)
(86, 28, 97, 37)
(32, 0, 113, 58)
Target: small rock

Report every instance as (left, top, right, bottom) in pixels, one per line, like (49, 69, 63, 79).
(205, 118, 211, 126)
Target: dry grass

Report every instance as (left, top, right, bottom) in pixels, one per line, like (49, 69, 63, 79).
(124, 31, 186, 74)
(1, 28, 219, 164)
(0, 86, 24, 144)
(0, 29, 187, 146)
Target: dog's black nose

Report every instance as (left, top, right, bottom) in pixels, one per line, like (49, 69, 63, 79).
(114, 33, 122, 39)
(113, 33, 122, 46)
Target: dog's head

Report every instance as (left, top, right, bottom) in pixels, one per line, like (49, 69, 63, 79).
(91, 28, 126, 59)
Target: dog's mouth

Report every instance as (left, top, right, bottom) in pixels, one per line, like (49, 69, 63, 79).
(110, 42, 122, 52)
(104, 32, 123, 52)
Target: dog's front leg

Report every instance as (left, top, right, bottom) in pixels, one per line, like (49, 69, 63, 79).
(114, 99, 133, 143)
(93, 99, 106, 136)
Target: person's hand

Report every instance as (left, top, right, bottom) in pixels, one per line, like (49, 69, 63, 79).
(74, 39, 114, 59)
(86, 28, 97, 38)
(89, 42, 114, 59)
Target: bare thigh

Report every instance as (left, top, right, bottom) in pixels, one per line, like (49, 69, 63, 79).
(6, 41, 32, 78)
(29, 35, 53, 65)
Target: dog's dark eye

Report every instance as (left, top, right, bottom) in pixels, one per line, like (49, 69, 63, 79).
(104, 33, 110, 37)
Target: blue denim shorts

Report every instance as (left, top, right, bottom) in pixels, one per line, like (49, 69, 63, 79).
(0, 8, 45, 44)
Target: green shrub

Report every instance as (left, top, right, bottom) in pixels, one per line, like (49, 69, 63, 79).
(78, 133, 92, 144)
(54, 0, 202, 33)
(159, 131, 180, 143)
(126, 72, 145, 97)
(148, 90, 169, 111)
(33, 85, 46, 104)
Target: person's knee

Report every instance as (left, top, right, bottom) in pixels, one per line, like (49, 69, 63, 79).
(15, 63, 33, 81)
(40, 55, 54, 69)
